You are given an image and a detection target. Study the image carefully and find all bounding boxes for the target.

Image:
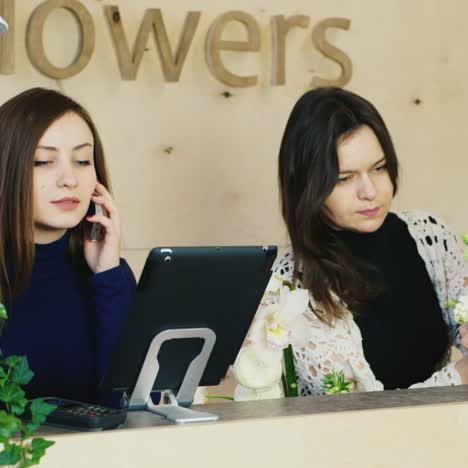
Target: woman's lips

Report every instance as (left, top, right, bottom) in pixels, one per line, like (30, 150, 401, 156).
(358, 207, 380, 217)
(51, 198, 80, 210)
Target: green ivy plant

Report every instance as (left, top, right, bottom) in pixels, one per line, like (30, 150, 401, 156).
(0, 304, 56, 467)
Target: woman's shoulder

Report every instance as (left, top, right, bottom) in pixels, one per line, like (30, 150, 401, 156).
(396, 209, 450, 229)
(395, 209, 456, 242)
(395, 209, 463, 276)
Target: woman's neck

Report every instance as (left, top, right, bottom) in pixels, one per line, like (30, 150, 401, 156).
(34, 227, 67, 245)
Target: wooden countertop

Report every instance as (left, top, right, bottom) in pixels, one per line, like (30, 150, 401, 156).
(39, 384, 468, 435)
(34, 386, 468, 468)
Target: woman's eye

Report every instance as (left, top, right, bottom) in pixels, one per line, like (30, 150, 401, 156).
(337, 175, 351, 183)
(33, 161, 50, 167)
(374, 164, 387, 172)
(76, 160, 91, 166)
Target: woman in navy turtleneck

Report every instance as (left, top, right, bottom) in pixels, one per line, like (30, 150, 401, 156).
(0, 88, 136, 404)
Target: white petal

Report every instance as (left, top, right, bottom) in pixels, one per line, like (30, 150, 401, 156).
(234, 384, 260, 401)
(279, 288, 310, 323)
(234, 382, 283, 401)
(192, 387, 208, 405)
(267, 274, 284, 292)
(287, 315, 310, 348)
(249, 305, 278, 344)
(255, 383, 284, 400)
(233, 345, 283, 390)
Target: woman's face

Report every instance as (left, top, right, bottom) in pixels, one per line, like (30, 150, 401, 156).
(33, 112, 97, 244)
(323, 125, 394, 233)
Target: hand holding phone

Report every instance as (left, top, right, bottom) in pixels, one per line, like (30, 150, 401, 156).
(84, 183, 120, 274)
(90, 203, 105, 242)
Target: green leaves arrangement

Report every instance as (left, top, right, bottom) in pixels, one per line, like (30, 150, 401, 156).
(0, 304, 56, 467)
(321, 370, 353, 395)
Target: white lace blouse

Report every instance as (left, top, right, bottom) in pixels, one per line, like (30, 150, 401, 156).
(270, 211, 468, 394)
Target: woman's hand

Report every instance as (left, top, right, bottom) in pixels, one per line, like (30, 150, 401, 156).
(83, 182, 121, 274)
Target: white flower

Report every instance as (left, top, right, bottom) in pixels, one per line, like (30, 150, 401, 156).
(233, 280, 310, 398)
(250, 285, 310, 350)
(233, 344, 283, 390)
(192, 387, 208, 405)
(234, 382, 283, 401)
(454, 294, 468, 324)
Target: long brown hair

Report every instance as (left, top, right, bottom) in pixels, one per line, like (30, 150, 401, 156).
(278, 87, 399, 323)
(0, 88, 110, 313)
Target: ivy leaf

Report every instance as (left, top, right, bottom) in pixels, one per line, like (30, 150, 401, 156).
(30, 438, 55, 463)
(0, 443, 22, 465)
(22, 399, 56, 440)
(11, 356, 34, 386)
(23, 422, 39, 441)
(10, 397, 28, 416)
(0, 366, 8, 386)
(18, 438, 55, 468)
(30, 398, 56, 425)
(0, 383, 25, 404)
(4, 355, 22, 368)
(0, 410, 21, 439)
(0, 304, 7, 320)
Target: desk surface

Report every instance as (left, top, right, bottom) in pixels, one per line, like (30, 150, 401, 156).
(36, 386, 468, 468)
(39, 384, 468, 435)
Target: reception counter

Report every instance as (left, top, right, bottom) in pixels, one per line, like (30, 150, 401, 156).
(37, 385, 468, 468)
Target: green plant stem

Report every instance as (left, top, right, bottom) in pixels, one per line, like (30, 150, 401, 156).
(205, 394, 234, 401)
(282, 345, 298, 397)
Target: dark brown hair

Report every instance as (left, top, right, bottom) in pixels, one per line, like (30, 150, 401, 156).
(0, 88, 110, 317)
(278, 87, 399, 322)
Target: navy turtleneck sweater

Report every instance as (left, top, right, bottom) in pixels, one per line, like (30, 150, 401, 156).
(0, 232, 136, 403)
(335, 213, 450, 389)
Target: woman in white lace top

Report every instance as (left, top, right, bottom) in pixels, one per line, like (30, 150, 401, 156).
(251, 87, 468, 395)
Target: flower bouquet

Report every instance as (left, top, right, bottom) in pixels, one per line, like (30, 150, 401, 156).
(232, 274, 358, 399)
(232, 275, 310, 400)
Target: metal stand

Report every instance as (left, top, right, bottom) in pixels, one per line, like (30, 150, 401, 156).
(127, 328, 219, 423)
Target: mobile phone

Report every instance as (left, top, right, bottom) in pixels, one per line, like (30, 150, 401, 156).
(42, 397, 127, 431)
(89, 203, 104, 242)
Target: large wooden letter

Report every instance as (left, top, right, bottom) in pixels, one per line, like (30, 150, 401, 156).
(311, 18, 352, 88)
(26, 0, 95, 79)
(105, 6, 200, 81)
(205, 11, 260, 88)
(0, 0, 14, 74)
(271, 15, 309, 86)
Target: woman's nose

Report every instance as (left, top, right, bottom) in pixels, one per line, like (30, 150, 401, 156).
(357, 174, 377, 200)
(56, 164, 78, 188)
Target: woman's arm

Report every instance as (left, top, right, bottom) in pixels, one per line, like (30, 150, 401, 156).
(88, 259, 137, 379)
(292, 307, 385, 395)
(395, 211, 468, 386)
